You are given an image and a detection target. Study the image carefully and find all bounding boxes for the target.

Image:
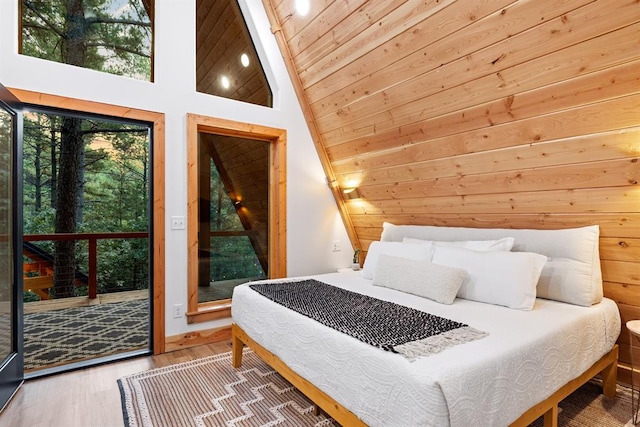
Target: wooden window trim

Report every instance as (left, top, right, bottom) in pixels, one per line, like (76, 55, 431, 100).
(186, 113, 286, 324)
(7, 88, 166, 353)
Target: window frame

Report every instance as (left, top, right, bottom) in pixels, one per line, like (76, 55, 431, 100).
(186, 113, 286, 324)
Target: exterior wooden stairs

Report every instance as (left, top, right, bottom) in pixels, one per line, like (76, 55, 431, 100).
(23, 242, 88, 300)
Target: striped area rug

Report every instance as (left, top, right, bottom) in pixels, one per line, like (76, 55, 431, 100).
(118, 348, 336, 427)
(118, 348, 634, 427)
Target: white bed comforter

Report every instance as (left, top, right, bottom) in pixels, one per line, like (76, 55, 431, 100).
(231, 271, 621, 427)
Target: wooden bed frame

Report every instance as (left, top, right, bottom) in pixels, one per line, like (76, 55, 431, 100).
(232, 323, 619, 427)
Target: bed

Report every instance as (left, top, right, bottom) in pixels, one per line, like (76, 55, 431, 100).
(230, 223, 621, 426)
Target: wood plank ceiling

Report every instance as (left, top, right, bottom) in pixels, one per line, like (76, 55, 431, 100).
(197, 0, 272, 106)
(261, 0, 640, 376)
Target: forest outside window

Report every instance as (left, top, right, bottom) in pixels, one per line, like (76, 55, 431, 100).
(22, 107, 151, 301)
(197, 134, 268, 300)
(20, 0, 154, 81)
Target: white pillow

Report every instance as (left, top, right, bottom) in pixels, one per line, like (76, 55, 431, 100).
(372, 255, 467, 304)
(403, 236, 515, 252)
(361, 241, 433, 280)
(537, 258, 595, 306)
(432, 246, 547, 310)
(382, 223, 602, 306)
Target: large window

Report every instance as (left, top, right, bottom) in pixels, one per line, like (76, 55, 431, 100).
(20, 0, 154, 81)
(197, 134, 269, 303)
(0, 102, 15, 363)
(20, 105, 154, 372)
(195, 0, 272, 107)
(187, 114, 285, 323)
(10, 89, 165, 358)
(22, 108, 150, 299)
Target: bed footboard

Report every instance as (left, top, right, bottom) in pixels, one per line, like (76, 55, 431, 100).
(232, 323, 618, 427)
(509, 344, 619, 427)
(231, 323, 367, 426)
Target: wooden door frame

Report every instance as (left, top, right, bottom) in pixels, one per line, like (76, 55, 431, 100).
(8, 88, 166, 354)
(186, 113, 286, 324)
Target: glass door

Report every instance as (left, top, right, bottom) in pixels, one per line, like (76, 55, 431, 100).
(0, 83, 23, 411)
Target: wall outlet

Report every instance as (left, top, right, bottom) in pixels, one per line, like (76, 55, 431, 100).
(172, 304, 183, 319)
(171, 216, 185, 230)
(332, 240, 341, 252)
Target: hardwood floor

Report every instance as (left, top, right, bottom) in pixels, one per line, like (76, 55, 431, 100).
(0, 341, 233, 427)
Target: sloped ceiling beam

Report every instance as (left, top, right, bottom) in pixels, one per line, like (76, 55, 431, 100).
(261, 0, 361, 255)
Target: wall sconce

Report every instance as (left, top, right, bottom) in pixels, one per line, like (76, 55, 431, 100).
(342, 187, 361, 200)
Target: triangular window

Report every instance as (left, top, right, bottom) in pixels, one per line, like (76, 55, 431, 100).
(196, 0, 273, 107)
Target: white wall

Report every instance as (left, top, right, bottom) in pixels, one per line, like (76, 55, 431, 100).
(0, 0, 353, 337)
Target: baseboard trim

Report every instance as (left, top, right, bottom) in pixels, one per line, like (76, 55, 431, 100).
(165, 325, 231, 352)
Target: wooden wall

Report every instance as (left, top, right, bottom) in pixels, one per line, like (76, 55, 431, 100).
(262, 0, 640, 377)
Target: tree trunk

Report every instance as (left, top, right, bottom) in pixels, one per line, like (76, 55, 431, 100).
(62, 0, 87, 67)
(53, 117, 83, 298)
(76, 145, 84, 224)
(50, 119, 57, 208)
(52, 0, 87, 298)
(34, 142, 41, 212)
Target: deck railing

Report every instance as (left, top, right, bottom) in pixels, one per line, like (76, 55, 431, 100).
(23, 232, 148, 300)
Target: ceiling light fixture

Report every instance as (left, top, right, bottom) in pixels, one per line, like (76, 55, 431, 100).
(240, 53, 250, 67)
(220, 75, 230, 90)
(295, 0, 310, 16)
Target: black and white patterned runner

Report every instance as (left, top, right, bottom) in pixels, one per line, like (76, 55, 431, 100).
(250, 280, 487, 360)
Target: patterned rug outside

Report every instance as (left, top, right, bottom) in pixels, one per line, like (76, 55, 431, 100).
(119, 347, 635, 427)
(119, 348, 336, 427)
(25, 299, 149, 370)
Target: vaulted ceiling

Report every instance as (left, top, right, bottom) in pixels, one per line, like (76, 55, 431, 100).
(197, 0, 272, 107)
(261, 0, 640, 259)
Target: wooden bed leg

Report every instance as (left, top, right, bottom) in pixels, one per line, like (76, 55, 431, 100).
(600, 358, 618, 398)
(542, 405, 558, 427)
(313, 404, 321, 416)
(231, 324, 244, 368)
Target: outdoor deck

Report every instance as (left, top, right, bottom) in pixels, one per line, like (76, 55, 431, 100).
(24, 289, 150, 371)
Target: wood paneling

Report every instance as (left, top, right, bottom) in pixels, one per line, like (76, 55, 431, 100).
(263, 0, 640, 368)
(196, 0, 271, 106)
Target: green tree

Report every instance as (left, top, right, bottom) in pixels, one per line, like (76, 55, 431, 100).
(21, 0, 152, 297)
(21, 0, 152, 80)
(22, 112, 150, 298)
